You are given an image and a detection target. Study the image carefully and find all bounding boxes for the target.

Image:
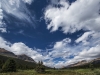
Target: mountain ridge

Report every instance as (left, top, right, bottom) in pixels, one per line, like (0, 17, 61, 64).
(67, 58, 100, 68)
(0, 48, 35, 63)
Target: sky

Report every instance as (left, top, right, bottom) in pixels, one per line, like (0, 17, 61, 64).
(0, 0, 100, 68)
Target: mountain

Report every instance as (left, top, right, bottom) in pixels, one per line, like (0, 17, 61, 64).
(0, 48, 51, 70)
(17, 54, 35, 62)
(0, 48, 16, 58)
(68, 60, 88, 67)
(0, 48, 37, 70)
(0, 48, 34, 62)
(67, 58, 100, 69)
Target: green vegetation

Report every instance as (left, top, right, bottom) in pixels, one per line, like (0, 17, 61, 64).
(0, 55, 37, 70)
(35, 61, 45, 73)
(2, 58, 16, 72)
(0, 69, 100, 75)
(0, 55, 50, 73)
(89, 62, 94, 70)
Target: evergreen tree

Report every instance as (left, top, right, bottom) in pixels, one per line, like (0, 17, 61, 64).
(2, 58, 16, 72)
(89, 63, 94, 70)
(54, 67, 56, 70)
(35, 61, 45, 73)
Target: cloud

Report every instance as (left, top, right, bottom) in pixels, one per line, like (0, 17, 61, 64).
(66, 44, 100, 65)
(0, 37, 11, 50)
(54, 38, 71, 49)
(77, 45, 100, 59)
(22, 0, 33, 4)
(44, 30, 100, 68)
(0, 28, 7, 33)
(75, 31, 94, 45)
(44, 0, 100, 33)
(76, 31, 100, 47)
(50, 0, 60, 4)
(43, 38, 74, 68)
(0, 34, 100, 68)
(48, 38, 71, 58)
(0, 0, 34, 33)
(0, 37, 73, 68)
(0, 4, 6, 33)
(11, 42, 45, 62)
(2, 0, 34, 21)
(0, 36, 44, 62)
(43, 0, 100, 68)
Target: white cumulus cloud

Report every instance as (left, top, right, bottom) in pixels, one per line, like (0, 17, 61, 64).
(0, 36, 44, 62)
(44, 0, 100, 33)
(43, 0, 100, 68)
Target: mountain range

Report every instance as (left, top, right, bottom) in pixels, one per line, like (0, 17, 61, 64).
(0, 48, 35, 62)
(67, 58, 100, 69)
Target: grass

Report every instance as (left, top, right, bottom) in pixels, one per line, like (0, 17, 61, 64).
(0, 68, 100, 75)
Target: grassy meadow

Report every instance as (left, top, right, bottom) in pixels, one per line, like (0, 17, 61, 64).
(0, 69, 100, 75)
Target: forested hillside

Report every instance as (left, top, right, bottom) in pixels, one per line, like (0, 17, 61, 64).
(0, 55, 37, 70)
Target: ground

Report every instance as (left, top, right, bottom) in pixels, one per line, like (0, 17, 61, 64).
(0, 69, 100, 75)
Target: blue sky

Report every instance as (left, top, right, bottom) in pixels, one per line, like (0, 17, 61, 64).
(0, 0, 100, 68)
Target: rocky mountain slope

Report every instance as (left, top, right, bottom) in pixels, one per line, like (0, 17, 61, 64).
(0, 48, 34, 62)
(67, 58, 100, 68)
(0, 48, 16, 58)
(17, 54, 35, 62)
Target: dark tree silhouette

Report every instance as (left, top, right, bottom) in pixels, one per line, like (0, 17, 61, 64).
(2, 58, 16, 72)
(89, 63, 94, 70)
(35, 61, 45, 73)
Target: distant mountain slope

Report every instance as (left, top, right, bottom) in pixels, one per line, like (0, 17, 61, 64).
(67, 58, 100, 69)
(0, 48, 35, 62)
(17, 54, 35, 62)
(0, 48, 16, 58)
(68, 60, 88, 67)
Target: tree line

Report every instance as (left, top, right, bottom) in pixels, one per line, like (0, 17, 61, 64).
(0, 55, 37, 70)
(0, 55, 46, 73)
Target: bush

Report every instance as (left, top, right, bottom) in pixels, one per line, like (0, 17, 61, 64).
(2, 58, 17, 72)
